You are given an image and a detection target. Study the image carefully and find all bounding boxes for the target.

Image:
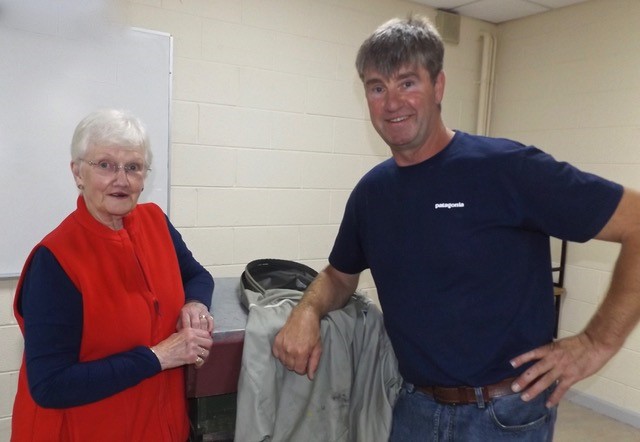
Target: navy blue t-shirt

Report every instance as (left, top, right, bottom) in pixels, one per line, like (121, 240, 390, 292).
(329, 131, 623, 387)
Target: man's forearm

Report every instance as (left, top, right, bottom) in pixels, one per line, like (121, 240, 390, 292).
(584, 234, 640, 351)
(295, 265, 359, 318)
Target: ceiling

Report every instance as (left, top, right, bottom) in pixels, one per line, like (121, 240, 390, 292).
(410, 0, 590, 24)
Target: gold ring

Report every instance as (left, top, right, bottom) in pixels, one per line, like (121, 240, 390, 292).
(195, 356, 204, 367)
(199, 314, 207, 320)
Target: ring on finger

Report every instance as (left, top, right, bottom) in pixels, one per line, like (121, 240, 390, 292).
(195, 356, 204, 367)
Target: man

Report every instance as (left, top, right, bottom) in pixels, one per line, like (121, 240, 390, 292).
(272, 15, 640, 441)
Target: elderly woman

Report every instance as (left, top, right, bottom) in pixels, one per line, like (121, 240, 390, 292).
(12, 109, 214, 441)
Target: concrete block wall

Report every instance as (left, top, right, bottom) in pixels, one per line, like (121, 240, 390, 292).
(492, 0, 640, 422)
(0, 0, 493, 438)
(4, 0, 640, 437)
(122, 0, 494, 290)
(0, 279, 19, 437)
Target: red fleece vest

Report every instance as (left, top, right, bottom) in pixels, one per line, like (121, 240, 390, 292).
(12, 197, 189, 441)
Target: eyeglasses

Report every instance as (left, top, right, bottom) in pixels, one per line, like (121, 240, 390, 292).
(81, 159, 150, 178)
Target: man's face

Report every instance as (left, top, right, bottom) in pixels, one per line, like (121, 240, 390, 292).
(363, 64, 445, 158)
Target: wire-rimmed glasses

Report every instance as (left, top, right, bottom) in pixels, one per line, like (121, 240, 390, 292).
(80, 159, 150, 179)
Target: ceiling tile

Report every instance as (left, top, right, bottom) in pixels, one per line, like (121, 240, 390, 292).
(409, 0, 590, 24)
(409, 0, 475, 8)
(456, 0, 549, 23)
(533, 0, 589, 7)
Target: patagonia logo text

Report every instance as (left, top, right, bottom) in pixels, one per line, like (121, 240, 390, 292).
(434, 202, 465, 209)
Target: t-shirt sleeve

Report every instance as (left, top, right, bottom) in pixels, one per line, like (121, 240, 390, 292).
(329, 188, 369, 275)
(509, 147, 623, 242)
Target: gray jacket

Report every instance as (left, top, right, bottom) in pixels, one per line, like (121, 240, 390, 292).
(235, 287, 402, 442)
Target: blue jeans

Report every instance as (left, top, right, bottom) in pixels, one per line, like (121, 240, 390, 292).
(389, 383, 557, 442)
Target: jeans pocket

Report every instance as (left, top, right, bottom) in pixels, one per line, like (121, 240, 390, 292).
(489, 389, 554, 433)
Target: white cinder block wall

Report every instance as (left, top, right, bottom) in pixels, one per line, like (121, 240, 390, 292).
(0, 0, 492, 438)
(121, 0, 495, 310)
(2, 0, 638, 438)
(0, 280, 20, 439)
(122, 0, 494, 287)
(492, 0, 640, 425)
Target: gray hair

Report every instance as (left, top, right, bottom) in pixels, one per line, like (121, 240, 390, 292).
(355, 15, 444, 83)
(70, 109, 152, 166)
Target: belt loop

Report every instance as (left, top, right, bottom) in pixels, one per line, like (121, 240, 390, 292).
(474, 387, 485, 409)
(404, 382, 416, 394)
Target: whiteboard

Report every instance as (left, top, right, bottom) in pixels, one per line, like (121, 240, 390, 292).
(0, 16, 172, 277)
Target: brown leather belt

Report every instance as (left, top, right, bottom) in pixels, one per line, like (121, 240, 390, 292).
(416, 377, 517, 405)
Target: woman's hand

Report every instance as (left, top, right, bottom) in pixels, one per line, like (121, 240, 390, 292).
(150, 327, 213, 370)
(177, 301, 214, 333)
(163, 301, 215, 369)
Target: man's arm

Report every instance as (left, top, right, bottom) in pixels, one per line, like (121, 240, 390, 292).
(272, 265, 359, 380)
(511, 187, 640, 407)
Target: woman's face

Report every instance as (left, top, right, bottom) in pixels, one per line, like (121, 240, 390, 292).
(72, 145, 147, 230)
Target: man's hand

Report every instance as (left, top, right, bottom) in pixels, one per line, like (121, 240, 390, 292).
(272, 304, 323, 380)
(510, 332, 617, 407)
(272, 265, 359, 380)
